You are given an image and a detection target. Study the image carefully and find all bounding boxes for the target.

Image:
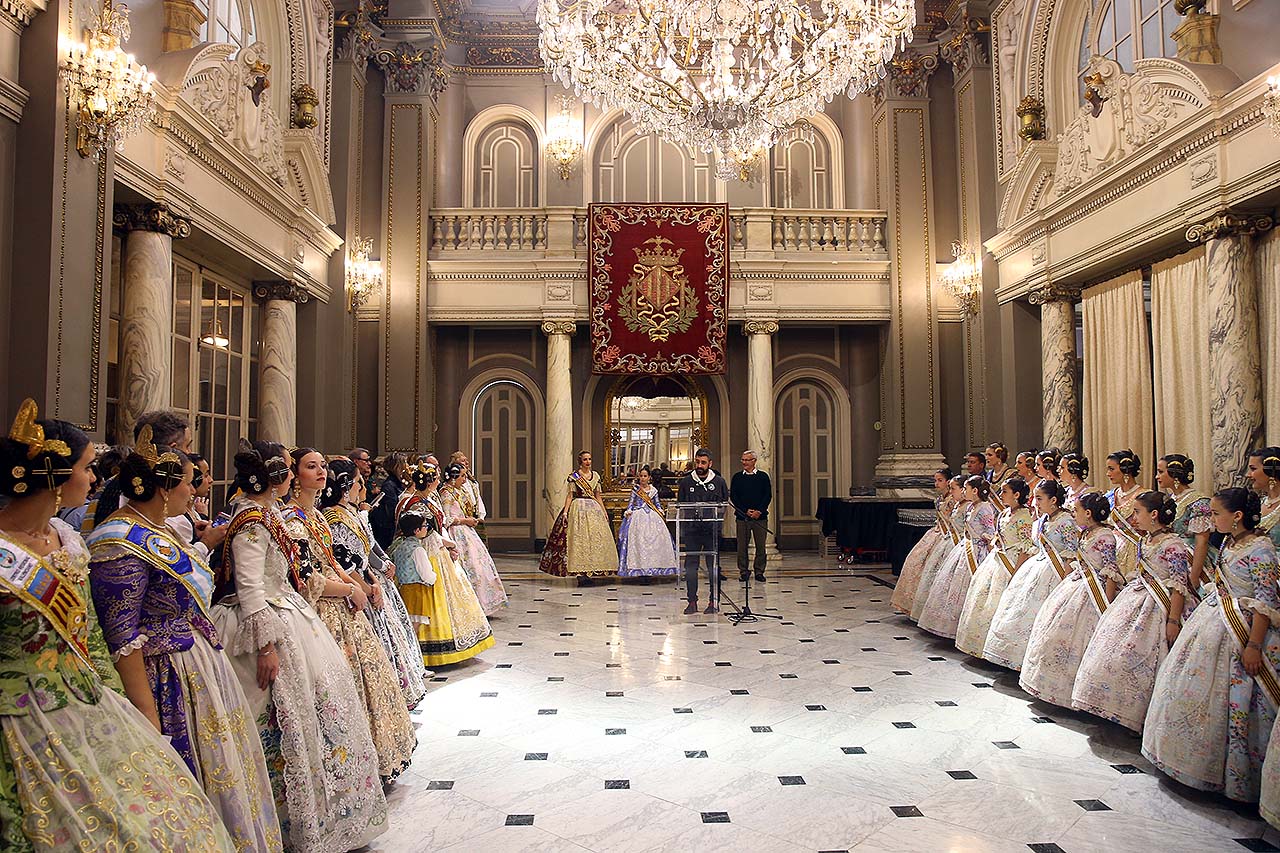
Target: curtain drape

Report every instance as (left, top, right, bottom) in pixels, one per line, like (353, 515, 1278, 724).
(1257, 227, 1280, 446)
(1082, 270, 1154, 489)
(1150, 247, 1211, 477)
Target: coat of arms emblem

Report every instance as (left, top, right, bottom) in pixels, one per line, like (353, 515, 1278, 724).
(618, 236, 698, 342)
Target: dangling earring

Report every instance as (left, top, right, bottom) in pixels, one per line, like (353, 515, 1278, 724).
(52, 486, 63, 515)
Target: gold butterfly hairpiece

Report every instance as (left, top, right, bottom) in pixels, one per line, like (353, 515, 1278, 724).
(8, 398, 71, 460)
(135, 424, 182, 470)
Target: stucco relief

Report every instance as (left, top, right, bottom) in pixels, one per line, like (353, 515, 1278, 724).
(994, 0, 1028, 176)
(181, 42, 287, 186)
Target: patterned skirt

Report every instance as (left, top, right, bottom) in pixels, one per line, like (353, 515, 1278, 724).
(910, 539, 963, 622)
(370, 580, 429, 708)
(891, 527, 947, 615)
(955, 548, 1017, 658)
(449, 524, 509, 615)
(399, 549, 495, 667)
(0, 688, 236, 853)
(917, 541, 983, 639)
(982, 554, 1063, 670)
(539, 499, 618, 578)
(618, 508, 679, 577)
(1019, 571, 1102, 708)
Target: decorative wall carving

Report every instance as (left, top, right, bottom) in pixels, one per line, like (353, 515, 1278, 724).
(336, 6, 380, 66)
(374, 41, 448, 99)
(1185, 211, 1274, 243)
(253, 280, 312, 303)
(1188, 153, 1217, 188)
(1027, 281, 1081, 304)
(994, 0, 1029, 174)
(181, 42, 287, 186)
(540, 320, 576, 336)
(742, 320, 779, 336)
(112, 202, 192, 238)
(940, 14, 991, 76)
(882, 49, 941, 99)
(465, 44, 541, 67)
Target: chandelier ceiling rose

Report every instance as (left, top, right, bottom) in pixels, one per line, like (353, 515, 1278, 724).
(537, 0, 915, 175)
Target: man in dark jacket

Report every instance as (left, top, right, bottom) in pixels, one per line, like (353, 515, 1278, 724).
(730, 450, 772, 582)
(676, 448, 728, 615)
(369, 451, 407, 548)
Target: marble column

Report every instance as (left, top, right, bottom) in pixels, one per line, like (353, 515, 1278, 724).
(542, 320, 575, 532)
(113, 203, 191, 440)
(1187, 212, 1273, 487)
(254, 282, 310, 447)
(655, 422, 670, 467)
(1029, 284, 1081, 453)
(744, 320, 782, 563)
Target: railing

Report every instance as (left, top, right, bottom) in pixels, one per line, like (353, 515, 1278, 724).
(427, 207, 889, 257)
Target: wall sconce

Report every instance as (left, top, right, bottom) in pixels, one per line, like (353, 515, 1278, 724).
(346, 237, 382, 312)
(59, 0, 156, 159)
(545, 95, 582, 181)
(940, 240, 983, 315)
(1266, 75, 1280, 136)
(1016, 96, 1045, 141)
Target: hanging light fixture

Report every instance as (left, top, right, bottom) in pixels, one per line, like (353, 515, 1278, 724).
(200, 318, 230, 348)
(346, 237, 383, 312)
(59, 1, 156, 159)
(545, 95, 583, 181)
(940, 240, 983, 316)
(537, 0, 915, 179)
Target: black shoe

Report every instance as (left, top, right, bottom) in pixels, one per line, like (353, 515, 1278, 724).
(682, 601, 698, 615)
(755, 573, 766, 582)
(703, 602, 719, 614)
(739, 573, 749, 582)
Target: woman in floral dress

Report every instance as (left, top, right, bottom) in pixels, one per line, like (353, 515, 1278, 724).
(1157, 455, 1213, 590)
(283, 449, 416, 784)
(211, 441, 386, 851)
(88, 430, 281, 851)
(0, 400, 236, 852)
(891, 468, 954, 614)
(910, 476, 969, 622)
(983, 480, 1079, 670)
(321, 459, 428, 709)
(1058, 453, 1095, 510)
(1072, 491, 1195, 730)
(1104, 449, 1145, 581)
(955, 478, 1035, 657)
(1247, 447, 1280, 550)
(539, 451, 619, 578)
(1020, 492, 1120, 708)
(440, 462, 509, 614)
(618, 467, 679, 578)
(1143, 488, 1280, 801)
(918, 476, 998, 639)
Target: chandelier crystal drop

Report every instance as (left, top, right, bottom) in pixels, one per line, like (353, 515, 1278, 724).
(346, 237, 383, 312)
(59, 1, 156, 159)
(537, 0, 915, 174)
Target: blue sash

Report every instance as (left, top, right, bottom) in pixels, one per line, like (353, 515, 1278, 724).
(89, 519, 216, 617)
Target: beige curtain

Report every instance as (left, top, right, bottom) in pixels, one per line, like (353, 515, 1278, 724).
(1150, 247, 1211, 478)
(1258, 227, 1280, 446)
(1082, 270, 1154, 489)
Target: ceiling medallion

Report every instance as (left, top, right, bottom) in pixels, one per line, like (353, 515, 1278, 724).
(537, 0, 915, 180)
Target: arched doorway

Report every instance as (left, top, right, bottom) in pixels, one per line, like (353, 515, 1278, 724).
(775, 379, 838, 544)
(469, 379, 538, 550)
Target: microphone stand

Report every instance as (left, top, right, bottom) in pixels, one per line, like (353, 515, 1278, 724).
(720, 498, 781, 626)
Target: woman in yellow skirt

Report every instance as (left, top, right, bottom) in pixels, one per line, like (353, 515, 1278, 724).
(389, 475, 494, 667)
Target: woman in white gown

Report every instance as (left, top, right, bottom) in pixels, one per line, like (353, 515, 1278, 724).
(917, 476, 997, 640)
(891, 469, 954, 615)
(955, 478, 1035, 657)
(910, 476, 969, 622)
(618, 467, 679, 577)
(440, 462, 509, 615)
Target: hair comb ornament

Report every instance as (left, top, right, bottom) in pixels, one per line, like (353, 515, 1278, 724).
(9, 398, 71, 460)
(135, 424, 182, 471)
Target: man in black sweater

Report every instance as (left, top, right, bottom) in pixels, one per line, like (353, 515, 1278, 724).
(676, 448, 729, 615)
(730, 450, 772, 582)
(369, 451, 407, 549)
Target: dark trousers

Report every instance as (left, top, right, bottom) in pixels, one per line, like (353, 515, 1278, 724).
(736, 517, 768, 575)
(682, 532, 718, 602)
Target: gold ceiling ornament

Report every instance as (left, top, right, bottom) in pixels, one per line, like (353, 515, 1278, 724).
(940, 240, 982, 316)
(537, 0, 915, 181)
(345, 237, 383, 312)
(59, 0, 156, 159)
(544, 95, 582, 181)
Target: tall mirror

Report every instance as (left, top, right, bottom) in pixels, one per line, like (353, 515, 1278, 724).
(602, 375, 708, 491)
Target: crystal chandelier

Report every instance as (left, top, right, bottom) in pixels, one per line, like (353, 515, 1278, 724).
(59, 1, 156, 159)
(545, 95, 583, 180)
(537, 0, 915, 177)
(940, 240, 982, 315)
(346, 237, 383, 312)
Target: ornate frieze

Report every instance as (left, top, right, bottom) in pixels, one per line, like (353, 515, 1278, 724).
(374, 41, 448, 99)
(112, 202, 192, 239)
(253, 280, 311, 303)
(1186, 211, 1274, 243)
(465, 43, 542, 67)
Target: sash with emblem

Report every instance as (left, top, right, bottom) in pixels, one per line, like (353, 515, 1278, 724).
(1134, 537, 1176, 620)
(1211, 551, 1280, 708)
(0, 534, 93, 667)
(89, 518, 216, 620)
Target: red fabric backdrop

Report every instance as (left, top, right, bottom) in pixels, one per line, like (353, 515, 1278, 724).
(588, 203, 729, 375)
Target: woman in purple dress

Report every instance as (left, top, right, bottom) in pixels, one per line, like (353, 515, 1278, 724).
(618, 467, 679, 577)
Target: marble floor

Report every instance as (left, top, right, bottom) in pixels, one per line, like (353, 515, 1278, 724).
(370, 558, 1280, 852)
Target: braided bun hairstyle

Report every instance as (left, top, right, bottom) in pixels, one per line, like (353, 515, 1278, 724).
(1108, 449, 1141, 478)
(410, 461, 438, 491)
(1036, 478, 1068, 509)
(1078, 491, 1112, 524)
(234, 440, 289, 496)
(1136, 489, 1176, 526)
(1215, 487, 1263, 531)
(965, 474, 992, 502)
(1005, 476, 1030, 508)
(118, 448, 189, 502)
(1061, 453, 1090, 482)
(1249, 447, 1280, 481)
(0, 406, 90, 499)
(1036, 449, 1061, 478)
(320, 458, 357, 509)
(1160, 454, 1195, 485)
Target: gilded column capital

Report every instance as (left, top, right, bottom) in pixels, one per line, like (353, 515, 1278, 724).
(742, 320, 779, 336)
(541, 320, 576, 336)
(253, 281, 311, 304)
(112, 202, 192, 239)
(335, 7, 381, 67)
(374, 40, 448, 100)
(940, 14, 991, 76)
(1027, 282, 1082, 305)
(880, 48, 941, 100)
(1186, 211, 1274, 243)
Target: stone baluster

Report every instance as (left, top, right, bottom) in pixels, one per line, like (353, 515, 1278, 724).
(253, 281, 310, 447)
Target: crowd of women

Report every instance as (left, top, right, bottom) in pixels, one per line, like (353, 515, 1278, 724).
(893, 443, 1280, 825)
(0, 400, 508, 852)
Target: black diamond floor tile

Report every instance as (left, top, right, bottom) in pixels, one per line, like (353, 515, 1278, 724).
(1111, 764, 1143, 774)
(946, 770, 977, 780)
(701, 812, 730, 824)
(993, 741, 1020, 750)
(505, 814, 534, 826)
(890, 806, 923, 818)
(751, 726, 773, 733)
(685, 750, 709, 758)
(892, 721, 916, 729)
(426, 780, 454, 790)
(524, 753, 548, 761)
(778, 776, 806, 786)
(841, 746, 867, 755)
(935, 701, 958, 707)
(605, 780, 630, 790)
(1027, 844, 1066, 853)
(1073, 799, 1111, 811)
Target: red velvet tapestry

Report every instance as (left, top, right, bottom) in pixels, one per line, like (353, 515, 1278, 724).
(588, 203, 729, 375)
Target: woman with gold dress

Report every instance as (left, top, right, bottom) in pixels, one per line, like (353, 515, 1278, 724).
(1105, 449, 1145, 581)
(0, 400, 236, 852)
(539, 451, 619, 578)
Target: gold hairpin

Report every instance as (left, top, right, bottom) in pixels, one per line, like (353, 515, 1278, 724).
(135, 424, 181, 470)
(8, 398, 71, 460)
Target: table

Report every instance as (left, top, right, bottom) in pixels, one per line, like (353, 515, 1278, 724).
(815, 497, 933, 571)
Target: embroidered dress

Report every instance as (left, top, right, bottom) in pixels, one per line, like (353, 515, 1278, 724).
(282, 504, 415, 783)
(324, 505, 427, 709)
(618, 484, 679, 577)
(918, 502, 997, 639)
(955, 506, 1035, 657)
(210, 500, 386, 852)
(983, 512, 1081, 670)
(389, 521, 494, 667)
(910, 500, 971, 622)
(1143, 535, 1280, 801)
(1020, 526, 1120, 707)
(1072, 531, 1195, 730)
(0, 518, 235, 853)
(440, 483, 508, 614)
(1258, 499, 1280, 551)
(891, 496, 952, 615)
(539, 471, 619, 577)
(87, 516, 282, 852)
(1108, 485, 1144, 581)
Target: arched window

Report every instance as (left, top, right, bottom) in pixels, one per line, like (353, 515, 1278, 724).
(473, 121, 539, 208)
(591, 113, 713, 203)
(1077, 0, 1179, 98)
(770, 135, 832, 209)
(195, 0, 256, 48)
